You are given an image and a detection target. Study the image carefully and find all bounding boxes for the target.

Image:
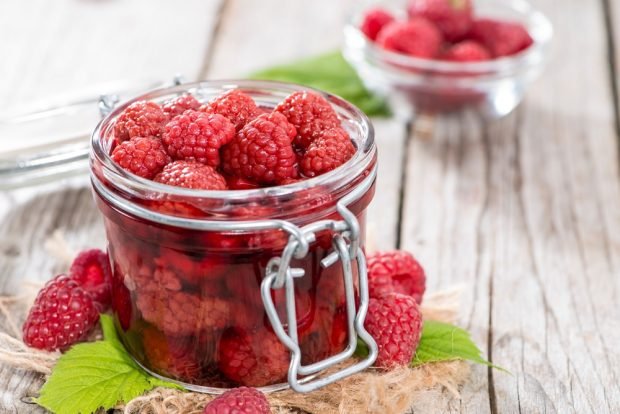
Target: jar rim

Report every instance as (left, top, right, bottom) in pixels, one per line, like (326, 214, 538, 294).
(90, 80, 377, 221)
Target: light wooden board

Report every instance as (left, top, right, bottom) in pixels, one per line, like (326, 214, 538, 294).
(400, 0, 620, 412)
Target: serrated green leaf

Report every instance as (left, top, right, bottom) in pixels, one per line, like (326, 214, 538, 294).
(35, 315, 182, 414)
(250, 51, 390, 117)
(412, 321, 506, 371)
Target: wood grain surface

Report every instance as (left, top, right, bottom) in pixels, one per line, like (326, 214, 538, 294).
(0, 0, 618, 413)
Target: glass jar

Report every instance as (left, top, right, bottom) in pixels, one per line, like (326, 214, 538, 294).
(89, 80, 379, 393)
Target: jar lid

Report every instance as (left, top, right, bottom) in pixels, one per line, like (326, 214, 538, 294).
(0, 78, 173, 189)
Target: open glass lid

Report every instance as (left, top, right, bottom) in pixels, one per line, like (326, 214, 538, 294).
(0, 78, 178, 190)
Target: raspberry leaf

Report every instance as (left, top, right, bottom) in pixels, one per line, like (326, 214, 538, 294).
(412, 321, 505, 371)
(35, 315, 182, 414)
(250, 52, 390, 117)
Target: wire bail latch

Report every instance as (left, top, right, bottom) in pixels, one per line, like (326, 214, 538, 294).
(260, 169, 378, 393)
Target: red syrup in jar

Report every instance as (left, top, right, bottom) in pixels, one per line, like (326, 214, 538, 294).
(96, 190, 373, 388)
(90, 81, 378, 391)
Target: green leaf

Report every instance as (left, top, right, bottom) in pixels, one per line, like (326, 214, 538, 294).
(355, 320, 506, 372)
(412, 321, 506, 371)
(100, 314, 121, 346)
(250, 51, 390, 117)
(35, 315, 182, 414)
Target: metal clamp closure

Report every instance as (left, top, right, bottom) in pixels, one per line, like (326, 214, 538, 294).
(260, 169, 378, 393)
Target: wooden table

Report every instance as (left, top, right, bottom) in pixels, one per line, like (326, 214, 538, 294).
(1, 0, 619, 412)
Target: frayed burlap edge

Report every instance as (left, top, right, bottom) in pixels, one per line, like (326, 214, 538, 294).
(0, 231, 470, 414)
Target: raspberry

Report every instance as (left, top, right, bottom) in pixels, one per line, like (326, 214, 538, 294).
(408, 0, 473, 42)
(441, 40, 491, 61)
(377, 18, 443, 58)
(367, 251, 426, 303)
(300, 128, 356, 178)
(162, 94, 201, 117)
(201, 90, 261, 131)
(132, 264, 229, 336)
(221, 112, 298, 185)
(69, 249, 112, 311)
(111, 136, 171, 179)
(154, 252, 226, 292)
(22, 274, 99, 351)
(364, 292, 423, 368)
(468, 18, 533, 57)
(136, 290, 229, 336)
(360, 8, 395, 41)
(154, 161, 227, 190)
(218, 328, 289, 386)
(114, 101, 167, 143)
(162, 110, 235, 167)
(275, 91, 340, 149)
(203, 387, 270, 414)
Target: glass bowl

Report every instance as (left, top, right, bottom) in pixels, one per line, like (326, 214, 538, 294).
(90, 80, 379, 393)
(343, 0, 553, 117)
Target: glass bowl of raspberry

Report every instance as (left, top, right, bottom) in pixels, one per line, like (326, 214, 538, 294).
(90, 80, 379, 393)
(343, 0, 553, 117)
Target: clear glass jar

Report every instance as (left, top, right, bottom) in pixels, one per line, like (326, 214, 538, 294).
(343, 0, 553, 117)
(89, 80, 378, 393)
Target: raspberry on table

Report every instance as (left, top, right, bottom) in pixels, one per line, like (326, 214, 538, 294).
(69, 249, 112, 311)
(367, 250, 426, 303)
(111, 136, 171, 179)
(22, 274, 99, 351)
(407, 0, 473, 42)
(162, 110, 235, 167)
(154, 161, 227, 190)
(221, 112, 299, 185)
(200, 89, 261, 131)
(162, 94, 201, 117)
(361, 7, 395, 41)
(203, 387, 271, 414)
(441, 40, 491, 61)
(468, 18, 533, 57)
(113, 101, 168, 143)
(218, 328, 289, 386)
(275, 91, 340, 149)
(300, 127, 356, 178)
(377, 18, 444, 58)
(364, 292, 423, 368)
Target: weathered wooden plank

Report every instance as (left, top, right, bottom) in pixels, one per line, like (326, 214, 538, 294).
(401, 0, 620, 412)
(605, 0, 620, 131)
(0, 1, 223, 412)
(205, 0, 407, 251)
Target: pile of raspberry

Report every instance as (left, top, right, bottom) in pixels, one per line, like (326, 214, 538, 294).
(361, 0, 534, 62)
(110, 89, 356, 190)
